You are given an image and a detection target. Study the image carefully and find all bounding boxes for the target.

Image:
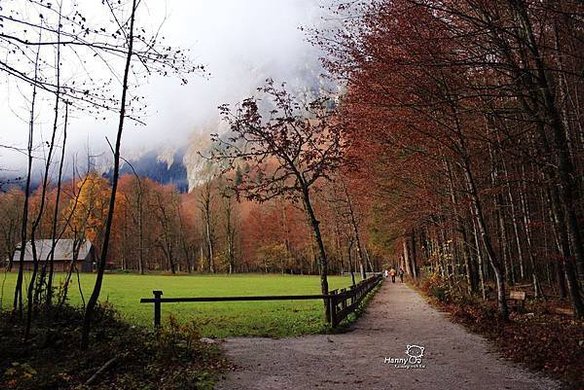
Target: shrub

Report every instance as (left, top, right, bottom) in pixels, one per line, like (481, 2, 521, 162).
(421, 272, 449, 302)
(0, 302, 226, 389)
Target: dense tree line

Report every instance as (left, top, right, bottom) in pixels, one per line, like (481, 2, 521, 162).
(1, 169, 381, 277)
(318, 0, 583, 319)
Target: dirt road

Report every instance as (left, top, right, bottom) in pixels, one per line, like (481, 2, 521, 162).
(216, 281, 560, 389)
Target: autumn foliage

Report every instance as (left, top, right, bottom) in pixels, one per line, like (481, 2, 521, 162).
(316, 0, 583, 319)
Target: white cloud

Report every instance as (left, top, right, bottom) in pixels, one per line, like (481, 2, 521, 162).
(0, 0, 332, 172)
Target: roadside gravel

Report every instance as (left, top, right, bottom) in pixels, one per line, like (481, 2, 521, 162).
(216, 281, 560, 390)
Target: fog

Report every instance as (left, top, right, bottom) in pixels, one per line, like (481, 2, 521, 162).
(0, 0, 334, 174)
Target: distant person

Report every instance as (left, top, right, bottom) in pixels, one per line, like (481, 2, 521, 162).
(383, 269, 389, 278)
(398, 267, 405, 283)
(389, 267, 397, 283)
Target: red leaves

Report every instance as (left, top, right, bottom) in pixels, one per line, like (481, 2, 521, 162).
(210, 80, 344, 204)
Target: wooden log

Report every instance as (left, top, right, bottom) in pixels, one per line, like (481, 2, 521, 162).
(85, 357, 118, 385)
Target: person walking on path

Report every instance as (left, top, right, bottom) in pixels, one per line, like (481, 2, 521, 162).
(389, 267, 397, 283)
(398, 267, 405, 283)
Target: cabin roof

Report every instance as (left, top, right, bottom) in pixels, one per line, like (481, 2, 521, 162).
(13, 239, 93, 262)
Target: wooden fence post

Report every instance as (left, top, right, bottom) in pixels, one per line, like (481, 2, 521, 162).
(329, 293, 337, 327)
(340, 288, 347, 310)
(153, 290, 163, 330)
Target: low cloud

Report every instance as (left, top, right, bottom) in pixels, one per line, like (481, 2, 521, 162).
(0, 0, 334, 173)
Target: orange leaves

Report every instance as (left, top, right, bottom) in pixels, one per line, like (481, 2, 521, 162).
(65, 172, 110, 243)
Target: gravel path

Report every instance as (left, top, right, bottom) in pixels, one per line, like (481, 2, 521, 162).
(216, 281, 560, 390)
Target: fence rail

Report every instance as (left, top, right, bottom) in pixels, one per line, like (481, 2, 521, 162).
(140, 274, 383, 329)
(328, 274, 383, 327)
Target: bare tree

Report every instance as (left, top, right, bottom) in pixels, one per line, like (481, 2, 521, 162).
(211, 80, 344, 320)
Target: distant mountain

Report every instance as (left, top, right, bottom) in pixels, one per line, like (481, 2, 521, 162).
(0, 175, 24, 191)
(0, 138, 213, 194)
(0, 173, 42, 193)
(104, 148, 189, 193)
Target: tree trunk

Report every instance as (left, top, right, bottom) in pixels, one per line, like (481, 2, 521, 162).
(548, 185, 584, 318)
(445, 158, 474, 294)
(14, 32, 42, 318)
(301, 185, 329, 321)
(347, 239, 356, 287)
(342, 184, 367, 279)
(410, 232, 418, 280)
(226, 196, 235, 274)
(462, 158, 508, 319)
(201, 180, 215, 274)
(502, 158, 525, 281)
(81, 0, 137, 348)
(41, 13, 66, 307)
(403, 238, 412, 277)
(137, 181, 145, 275)
(205, 215, 214, 273)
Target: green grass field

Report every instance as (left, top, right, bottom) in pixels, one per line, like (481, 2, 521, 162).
(0, 273, 355, 338)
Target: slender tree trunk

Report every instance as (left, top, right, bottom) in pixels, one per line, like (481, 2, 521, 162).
(300, 185, 329, 320)
(497, 204, 514, 285)
(205, 214, 214, 273)
(225, 196, 235, 274)
(341, 183, 367, 279)
(137, 181, 145, 275)
(502, 158, 526, 281)
(462, 223, 478, 292)
(14, 31, 43, 318)
(46, 104, 68, 307)
(548, 196, 567, 299)
(201, 180, 215, 273)
(410, 232, 417, 280)
(81, 0, 137, 348)
(28, 40, 65, 333)
(402, 238, 412, 277)
(471, 219, 486, 300)
(462, 155, 507, 317)
(548, 185, 584, 318)
(518, 165, 544, 298)
(37, 11, 65, 308)
(58, 237, 83, 308)
(347, 239, 356, 287)
(445, 158, 473, 293)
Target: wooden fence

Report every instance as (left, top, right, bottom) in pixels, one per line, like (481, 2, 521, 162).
(140, 274, 383, 329)
(327, 273, 383, 327)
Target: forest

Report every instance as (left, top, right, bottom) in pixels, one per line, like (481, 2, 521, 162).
(317, 0, 584, 321)
(2, 0, 581, 317)
(0, 0, 582, 388)
(0, 168, 381, 276)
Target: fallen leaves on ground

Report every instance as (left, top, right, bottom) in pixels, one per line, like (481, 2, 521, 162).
(432, 298, 583, 389)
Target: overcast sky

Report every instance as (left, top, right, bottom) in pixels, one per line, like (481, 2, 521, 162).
(0, 0, 333, 173)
